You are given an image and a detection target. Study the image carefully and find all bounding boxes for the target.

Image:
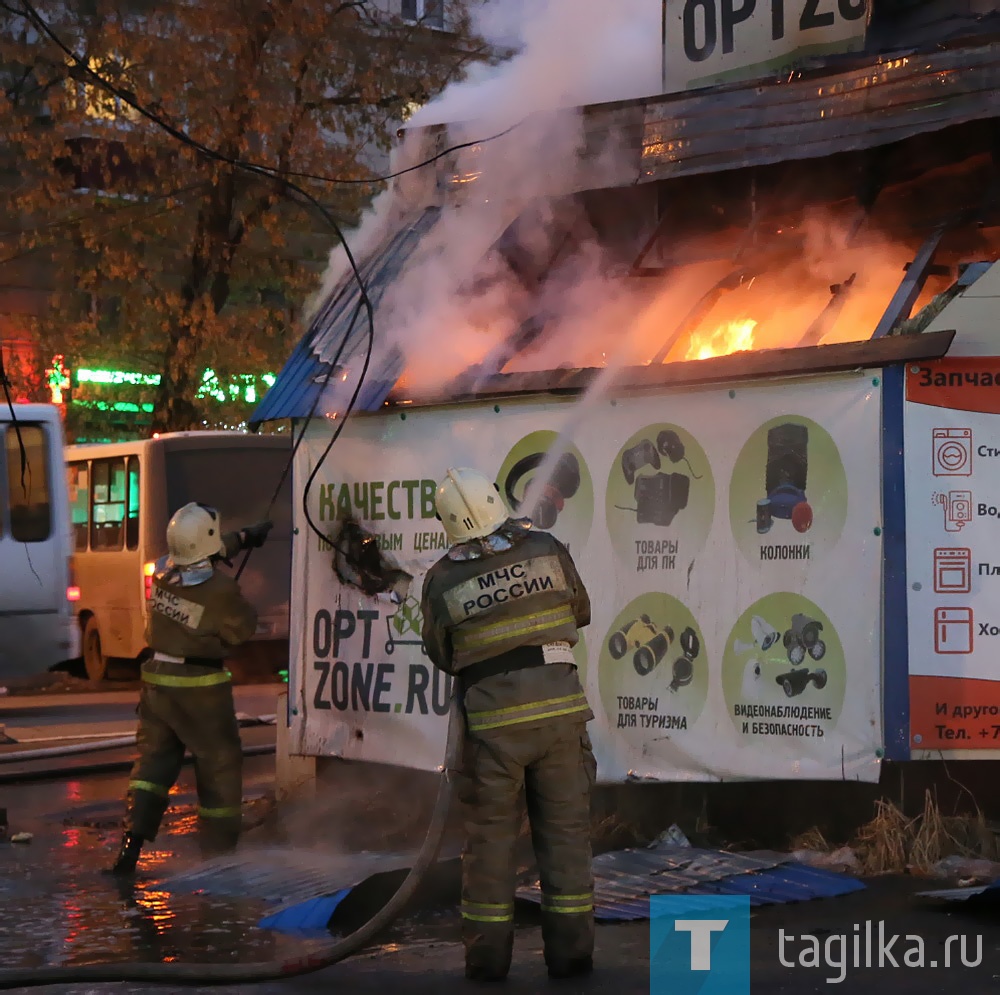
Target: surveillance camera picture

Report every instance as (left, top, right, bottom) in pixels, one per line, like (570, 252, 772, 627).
(723, 594, 845, 734)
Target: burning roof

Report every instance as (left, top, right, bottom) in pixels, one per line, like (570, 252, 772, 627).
(250, 15, 1000, 428)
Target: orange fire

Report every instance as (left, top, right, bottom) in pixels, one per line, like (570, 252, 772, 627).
(685, 318, 757, 361)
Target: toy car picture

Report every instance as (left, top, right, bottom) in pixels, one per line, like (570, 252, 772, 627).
(775, 667, 827, 698)
(781, 613, 826, 665)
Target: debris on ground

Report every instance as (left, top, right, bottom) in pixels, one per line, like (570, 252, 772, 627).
(790, 846, 860, 873)
(928, 854, 1000, 883)
(0, 672, 138, 696)
(788, 791, 1000, 877)
(9, 832, 33, 844)
(651, 824, 692, 848)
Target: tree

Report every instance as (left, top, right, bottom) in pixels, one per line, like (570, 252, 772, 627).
(0, 0, 488, 433)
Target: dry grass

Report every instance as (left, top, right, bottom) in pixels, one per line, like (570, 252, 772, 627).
(850, 790, 1000, 875)
(591, 813, 651, 851)
(854, 799, 913, 875)
(790, 826, 830, 853)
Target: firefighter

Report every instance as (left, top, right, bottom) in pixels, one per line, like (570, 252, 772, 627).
(420, 467, 596, 982)
(106, 502, 272, 876)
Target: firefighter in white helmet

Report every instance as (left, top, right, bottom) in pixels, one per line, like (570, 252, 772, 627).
(107, 502, 271, 875)
(420, 467, 595, 982)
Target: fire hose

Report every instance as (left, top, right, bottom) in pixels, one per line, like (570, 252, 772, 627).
(0, 695, 462, 990)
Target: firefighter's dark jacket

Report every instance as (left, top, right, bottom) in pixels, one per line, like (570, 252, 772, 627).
(145, 532, 257, 659)
(420, 527, 592, 734)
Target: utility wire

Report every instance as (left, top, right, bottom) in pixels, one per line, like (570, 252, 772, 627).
(12, 0, 504, 585)
(15, 0, 518, 190)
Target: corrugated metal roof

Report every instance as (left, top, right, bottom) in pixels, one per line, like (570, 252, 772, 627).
(515, 843, 866, 922)
(250, 32, 999, 427)
(249, 208, 441, 427)
(638, 40, 1000, 185)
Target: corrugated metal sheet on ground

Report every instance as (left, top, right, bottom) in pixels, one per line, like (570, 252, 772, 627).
(916, 879, 1000, 903)
(515, 844, 866, 922)
(164, 845, 460, 913)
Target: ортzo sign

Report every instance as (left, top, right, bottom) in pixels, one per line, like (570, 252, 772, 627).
(663, 0, 870, 92)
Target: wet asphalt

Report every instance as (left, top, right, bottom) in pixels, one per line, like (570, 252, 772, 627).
(3, 759, 1000, 992)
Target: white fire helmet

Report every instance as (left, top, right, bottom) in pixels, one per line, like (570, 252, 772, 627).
(166, 502, 226, 566)
(435, 467, 509, 543)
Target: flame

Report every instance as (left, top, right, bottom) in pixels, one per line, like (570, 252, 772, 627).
(685, 319, 757, 361)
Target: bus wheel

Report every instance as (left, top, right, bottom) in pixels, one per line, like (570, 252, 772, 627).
(83, 617, 108, 682)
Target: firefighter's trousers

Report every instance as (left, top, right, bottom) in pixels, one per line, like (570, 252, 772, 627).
(124, 659, 243, 851)
(458, 717, 596, 979)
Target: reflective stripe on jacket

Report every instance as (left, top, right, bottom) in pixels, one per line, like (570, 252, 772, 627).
(420, 527, 592, 733)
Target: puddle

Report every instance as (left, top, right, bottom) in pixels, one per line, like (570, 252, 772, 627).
(0, 821, 328, 969)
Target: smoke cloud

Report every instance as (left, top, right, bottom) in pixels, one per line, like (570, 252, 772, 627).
(409, 0, 664, 129)
(311, 0, 933, 418)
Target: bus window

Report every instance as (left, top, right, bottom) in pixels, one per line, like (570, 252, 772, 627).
(126, 456, 140, 551)
(67, 461, 90, 551)
(6, 425, 52, 543)
(91, 457, 127, 551)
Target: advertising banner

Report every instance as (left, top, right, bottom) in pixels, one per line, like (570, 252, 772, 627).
(290, 372, 883, 782)
(662, 0, 870, 93)
(905, 357, 1000, 752)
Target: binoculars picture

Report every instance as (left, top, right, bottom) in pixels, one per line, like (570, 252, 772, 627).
(607, 614, 700, 686)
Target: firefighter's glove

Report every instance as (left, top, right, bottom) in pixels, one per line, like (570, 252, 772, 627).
(241, 521, 273, 550)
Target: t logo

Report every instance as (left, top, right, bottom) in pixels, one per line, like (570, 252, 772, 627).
(675, 919, 729, 970)
(651, 896, 749, 994)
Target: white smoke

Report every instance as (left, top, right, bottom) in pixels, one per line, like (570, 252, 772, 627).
(310, 0, 666, 376)
(304, 0, 925, 527)
(310, 0, 912, 416)
(409, 0, 664, 128)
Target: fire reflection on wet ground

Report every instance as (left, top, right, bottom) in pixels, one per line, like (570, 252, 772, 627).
(0, 819, 334, 969)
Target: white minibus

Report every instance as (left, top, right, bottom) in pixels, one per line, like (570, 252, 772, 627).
(0, 403, 79, 680)
(65, 431, 291, 680)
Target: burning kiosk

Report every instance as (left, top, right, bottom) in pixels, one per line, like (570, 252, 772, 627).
(253, 7, 1000, 788)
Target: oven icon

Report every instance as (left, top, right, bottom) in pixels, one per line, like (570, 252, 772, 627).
(934, 607, 974, 655)
(933, 427, 973, 476)
(934, 547, 971, 594)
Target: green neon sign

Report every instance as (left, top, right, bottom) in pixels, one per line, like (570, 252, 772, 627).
(73, 400, 155, 414)
(75, 367, 277, 405)
(77, 369, 161, 386)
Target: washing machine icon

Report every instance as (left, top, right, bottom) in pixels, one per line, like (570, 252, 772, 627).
(933, 428, 973, 476)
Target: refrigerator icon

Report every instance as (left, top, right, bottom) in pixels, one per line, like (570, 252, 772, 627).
(934, 607, 974, 655)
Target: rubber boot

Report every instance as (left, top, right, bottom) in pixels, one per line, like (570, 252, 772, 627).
(198, 828, 240, 861)
(104, 832, 144, 876)
(548, 955, 593, 980)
